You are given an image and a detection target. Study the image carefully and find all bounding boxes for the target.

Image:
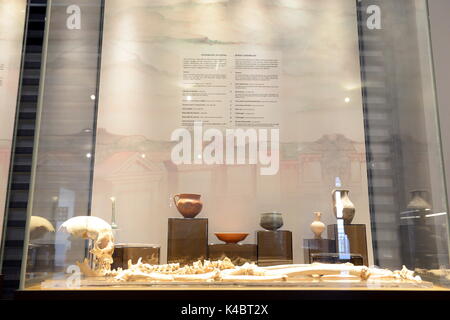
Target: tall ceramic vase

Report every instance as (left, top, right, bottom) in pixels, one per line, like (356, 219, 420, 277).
(332, 189, 355, 224)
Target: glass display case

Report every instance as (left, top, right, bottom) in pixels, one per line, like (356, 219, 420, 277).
(12, 0, 450, 294)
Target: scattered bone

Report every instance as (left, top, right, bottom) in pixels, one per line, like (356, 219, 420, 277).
(76, 259, 101, 277)
(265, 263, 370, 280)
(220, 263, 267, 276)
(173, 271, 218, 282)
(112, 257, 235, 282)
(115, 270, 174, 282)
(261, 264, 310, 270)
(395, 265, 422, 282)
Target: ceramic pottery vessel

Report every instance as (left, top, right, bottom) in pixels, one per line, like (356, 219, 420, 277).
(310, 212, 326, 239)
(406, 190, 432, 213)
(260, 212, 283, 231)
(332, 189, 355, 224)
(173, 194, 203, 218)
(215, 232, 249, 244)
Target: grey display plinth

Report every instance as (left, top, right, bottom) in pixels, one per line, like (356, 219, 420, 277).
(257, 230, 293, 266)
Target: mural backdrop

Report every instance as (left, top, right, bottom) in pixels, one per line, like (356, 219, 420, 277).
(91, 0, 373, 264)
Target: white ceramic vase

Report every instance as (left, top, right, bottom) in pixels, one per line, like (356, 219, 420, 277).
(310, 212, 326, 239)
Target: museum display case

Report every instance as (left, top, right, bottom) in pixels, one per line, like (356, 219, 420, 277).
(6, 0, 450, 294)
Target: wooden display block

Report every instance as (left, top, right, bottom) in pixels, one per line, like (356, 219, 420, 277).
(208, 244, 257, 265)
(327, 224, 368, 266)
(167, 218, 208, 265)
(303, 239, 336, 264)
(257, 230, 293, 266)
(112, 243, 160, 269)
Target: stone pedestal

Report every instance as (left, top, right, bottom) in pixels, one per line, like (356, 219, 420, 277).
(257, 230, 293, 266)
(303, 239, 336, 264)
(208, 243, 257, 265)
(167, 218, 208, 265)
(327, 224, 368, 266)
(112, 243, 160, 269)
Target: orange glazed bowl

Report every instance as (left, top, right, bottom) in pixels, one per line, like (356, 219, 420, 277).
(214, 232, 249, 244)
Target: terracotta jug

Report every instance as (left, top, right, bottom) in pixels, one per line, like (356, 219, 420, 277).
(332, 189, 355, 224)
(310, 212, 325, 239)
(173, 194, 203, 218)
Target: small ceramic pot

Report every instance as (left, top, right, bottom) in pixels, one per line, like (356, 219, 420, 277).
(260, 212, 283, 231)
(173, 194, 203, 218)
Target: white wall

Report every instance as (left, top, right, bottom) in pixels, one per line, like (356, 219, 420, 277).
(0, 0, 27, 245)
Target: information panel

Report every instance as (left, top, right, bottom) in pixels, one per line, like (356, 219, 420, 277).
(181, 51, 280, 128)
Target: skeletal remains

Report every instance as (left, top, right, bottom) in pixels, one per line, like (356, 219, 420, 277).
(107, 258, 422, 283)
(60, 216, 115, 275)
(60, 216, 421, 283)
